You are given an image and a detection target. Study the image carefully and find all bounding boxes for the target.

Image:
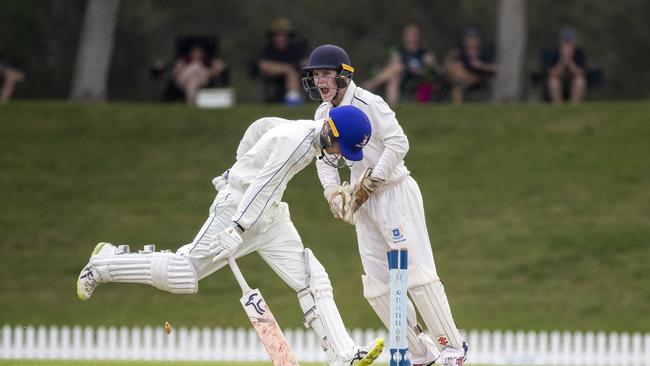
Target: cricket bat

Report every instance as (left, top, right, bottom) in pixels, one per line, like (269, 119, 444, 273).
(228, 257, 299, 366)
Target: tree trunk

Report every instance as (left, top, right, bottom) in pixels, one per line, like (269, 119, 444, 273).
(70, 0, 121, 101)
(492, 0, 527, 102)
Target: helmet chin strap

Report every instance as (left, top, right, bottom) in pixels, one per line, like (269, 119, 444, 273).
(330, 88, 343, 106)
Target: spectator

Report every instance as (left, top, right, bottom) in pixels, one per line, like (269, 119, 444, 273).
(0, 52, 25, 103)
(363, 24, 440, 106)
(257, 18, 308, 105)
(543, 27, 587, 104)
(444, 27, 497, 105)
(171, 44, 227, 106)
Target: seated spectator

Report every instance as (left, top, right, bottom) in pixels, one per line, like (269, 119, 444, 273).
(0, 52, 25, 103)
(256, 18, 308, 105)
(171, 43, 227, 106)
(542, 27, 587, 105)
(363, 24, 440, 106)
(444, 27, 497, 105)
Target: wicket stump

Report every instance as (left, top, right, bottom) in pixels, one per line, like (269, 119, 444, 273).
(388, 248, 410, 366)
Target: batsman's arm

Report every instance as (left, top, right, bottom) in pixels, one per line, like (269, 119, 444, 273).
(315, 155, 342, 187)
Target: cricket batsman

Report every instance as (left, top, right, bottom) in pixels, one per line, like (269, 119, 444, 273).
(301, 45, 469, 366)
(77, 105, 384, 366)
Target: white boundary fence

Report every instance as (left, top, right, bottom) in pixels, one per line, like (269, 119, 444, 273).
(1, 325, 649, 365)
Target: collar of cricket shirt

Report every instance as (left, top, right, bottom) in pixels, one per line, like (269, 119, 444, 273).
(338, 80, 357, 107)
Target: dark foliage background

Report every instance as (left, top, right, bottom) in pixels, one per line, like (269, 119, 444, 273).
(1, 0, 649, 101)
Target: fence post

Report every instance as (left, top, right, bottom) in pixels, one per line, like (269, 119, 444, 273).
(213, 327, 223, 361)
(15, 326, 24, 359)
(609, 332, 620, 366)
(537, 331, 548, 365)
(493, 330, 504, 364)
(596, 331, 607, 366)
(561, 331, 572, 365)
(620, 332, 630, 366)
(504, 330, 514, 364)
(643, 333, 650, 366)
(574, 331, 584, 365)
(60, 326, 71, 359)
(48, 326, 58, 359)
(200, 327, 211, 360)
(584, 331, 595, 366)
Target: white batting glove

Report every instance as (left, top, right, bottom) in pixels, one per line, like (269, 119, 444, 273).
(211, 170, 229, 192)
(208, 225, 243, 263)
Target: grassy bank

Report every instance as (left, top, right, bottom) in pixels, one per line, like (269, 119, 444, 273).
(0, 101, 648, 332)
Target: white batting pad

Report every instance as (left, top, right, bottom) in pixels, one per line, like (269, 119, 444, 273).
(91, 251, 198, 294)
(408, 264, 464, 350)
(298, 249, 357, 365)
(362, 274, 440, 364)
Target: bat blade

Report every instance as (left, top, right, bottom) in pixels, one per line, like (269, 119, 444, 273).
(240, 288, 299, 366)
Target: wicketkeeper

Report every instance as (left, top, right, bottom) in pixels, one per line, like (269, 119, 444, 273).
(301, 45, 469, 366)
(77, 105, 384, 366)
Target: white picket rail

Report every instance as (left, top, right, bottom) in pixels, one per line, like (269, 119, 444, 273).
(1, 325, 649, 365)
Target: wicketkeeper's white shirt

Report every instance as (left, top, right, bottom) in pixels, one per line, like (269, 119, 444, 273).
(314, 80, 410, 187)
(313, 81, 437, 284)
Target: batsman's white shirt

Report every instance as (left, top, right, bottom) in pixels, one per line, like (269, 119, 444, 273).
(314, 81, 437, 283)
(180, 118, 322, 291)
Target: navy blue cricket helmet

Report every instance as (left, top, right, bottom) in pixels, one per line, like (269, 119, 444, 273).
(303, 45, 352, 72)
(301, 45, 354, 100)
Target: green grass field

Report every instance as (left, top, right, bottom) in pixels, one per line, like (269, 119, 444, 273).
(0, 101, 648, 332)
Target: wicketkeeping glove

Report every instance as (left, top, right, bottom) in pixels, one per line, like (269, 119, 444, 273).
(352, 168, 385, 212)
(208, 225, 243, 263)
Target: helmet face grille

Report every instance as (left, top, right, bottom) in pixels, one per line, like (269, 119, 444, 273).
(301, 71, 351, 101)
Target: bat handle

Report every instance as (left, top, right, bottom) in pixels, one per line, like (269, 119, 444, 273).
(228, 257, 252, 294)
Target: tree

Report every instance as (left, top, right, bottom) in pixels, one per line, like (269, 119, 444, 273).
(70, 0, 121, 101)
(493, 0, 527, 102)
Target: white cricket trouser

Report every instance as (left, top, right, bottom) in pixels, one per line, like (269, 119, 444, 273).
(180, 185, 360, 364)
(355, 176, 436, 282)
(356, 176, 466, 353)
(177, 185, 308, 291)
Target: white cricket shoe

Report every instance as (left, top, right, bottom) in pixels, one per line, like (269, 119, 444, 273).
(349, 338, 385, 366)
(439, 342, 468, 366)
(76, 242, 116, 300)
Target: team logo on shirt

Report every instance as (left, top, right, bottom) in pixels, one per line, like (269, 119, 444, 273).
(391, 226, 406, 243)
(355, 134, 370, 148)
